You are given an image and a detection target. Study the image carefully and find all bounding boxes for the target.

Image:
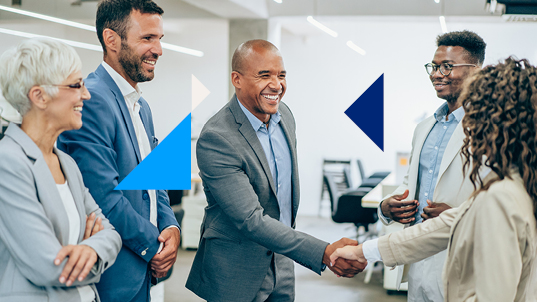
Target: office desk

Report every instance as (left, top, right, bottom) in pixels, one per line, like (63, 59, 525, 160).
(361, 173, 396, 208)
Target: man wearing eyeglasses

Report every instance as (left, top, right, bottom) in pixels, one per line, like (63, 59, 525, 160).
(374, 30, 487, 302)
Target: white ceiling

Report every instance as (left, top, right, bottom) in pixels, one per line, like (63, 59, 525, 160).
(0, 0, 500, 24)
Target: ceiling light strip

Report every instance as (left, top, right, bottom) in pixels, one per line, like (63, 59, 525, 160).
(0, 27, 102, 51)
(307, 16, 338, 38)
(0, 5, 204, 57)
(439, 16, 448, 33)
(346, 41, 366, 56)
(273, 0, 283, 3)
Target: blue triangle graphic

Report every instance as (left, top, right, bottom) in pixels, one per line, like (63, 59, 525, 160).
(115, 113, 191, 190)
(345, 74, 384, 151)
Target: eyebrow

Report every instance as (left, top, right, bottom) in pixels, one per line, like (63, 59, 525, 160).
(257, 70, 287, 75)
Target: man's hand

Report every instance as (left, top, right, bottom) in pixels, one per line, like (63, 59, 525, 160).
(54, 245, 98, 286)
(421, 200, 451, 221)
(381, 189, 419, 224)
(150, 227, 180, 278)
(323, 238, 366, 278)
(83, 212, 104, 240)
(329, 243, 367, 266)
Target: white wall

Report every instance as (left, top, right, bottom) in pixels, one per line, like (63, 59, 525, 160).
(278, 16, 537, 216)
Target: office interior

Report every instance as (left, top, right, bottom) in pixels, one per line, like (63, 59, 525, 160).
(0, 0, 536, 301)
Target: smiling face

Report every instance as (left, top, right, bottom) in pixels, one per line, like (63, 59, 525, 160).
(118, 10, 163, 85)
(232, 47, 286, 123)
(430, 45, 476, 103)
(47, 70, 91, 131)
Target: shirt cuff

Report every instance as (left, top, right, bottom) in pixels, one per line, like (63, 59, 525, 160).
(378, 201, 394, 225)
(362, 238, 382, 263)
(156, 226, 180, 254)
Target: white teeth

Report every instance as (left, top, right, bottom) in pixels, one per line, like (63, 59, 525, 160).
(263, 95, 278, 100)
(143, 60, 156, 65)
(74, 106, 82, 112)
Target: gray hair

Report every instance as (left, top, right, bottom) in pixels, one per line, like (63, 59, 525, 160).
(0, 38, 82, 116)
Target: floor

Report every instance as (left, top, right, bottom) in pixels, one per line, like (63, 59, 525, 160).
(163, 216, 407, 302)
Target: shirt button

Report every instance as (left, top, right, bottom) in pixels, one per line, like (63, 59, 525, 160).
(429, 170, 433, 173)
(443, 126, 447, 129)
(278, 184, 281, 188)
(424, 193, 428, 197)
(435, 146, 438, 150)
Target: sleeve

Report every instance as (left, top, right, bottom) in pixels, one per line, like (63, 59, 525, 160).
(378, 123, 419, 226)
(57, 88, 160, 262)
(377, 203, 459, 267)
(470, 190, 525, 301)
(0, 151, 104, 287)
(197, 130, 329, 274)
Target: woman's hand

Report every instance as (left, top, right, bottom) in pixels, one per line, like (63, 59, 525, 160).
(83, 212, 104, 240)
(54, 245, 98, 286)
(329, 244, 367, 266)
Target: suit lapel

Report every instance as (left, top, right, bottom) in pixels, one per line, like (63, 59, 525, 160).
(96, 65, 142, 163)
(278, 115, 299, 222)
(435, 122, 464, 187)
(229, 96, 278, 197)
(56, 149, 86, 242)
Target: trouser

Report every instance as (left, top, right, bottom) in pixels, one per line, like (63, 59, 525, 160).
(253, 253, 295, 302)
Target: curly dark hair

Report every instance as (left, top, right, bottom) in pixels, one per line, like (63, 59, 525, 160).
(437, 30, 486, 65)
(461, 57, 537, 220)
(96, 0, 163, 55)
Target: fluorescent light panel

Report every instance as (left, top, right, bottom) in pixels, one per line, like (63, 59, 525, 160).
(307, 16, 338, 38)
(434, 0, 440, 3)
(346, 41, 366, 56)
(0, 4, 204, 57)
(439, 16, 448, 33)
(273, 0, 282, 3)
(0, 27, 102, 51)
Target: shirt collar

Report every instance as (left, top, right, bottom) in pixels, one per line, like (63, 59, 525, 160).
(237, 98, 281, 131)
(434, 102, 465, 123)
(101, 62, 142, 100)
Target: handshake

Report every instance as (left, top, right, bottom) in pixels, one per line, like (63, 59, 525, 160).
(323, 238, 368, 278)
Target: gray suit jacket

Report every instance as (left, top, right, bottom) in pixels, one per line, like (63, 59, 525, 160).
(0, 123, 122, 302)
(186, 96, 329, 302)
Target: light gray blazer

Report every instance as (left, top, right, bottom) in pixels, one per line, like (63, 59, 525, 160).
(186, 96, 329, 302)
(0, 123, 122, 302)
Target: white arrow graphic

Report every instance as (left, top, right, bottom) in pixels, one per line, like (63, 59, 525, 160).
(192, 74, 210, 111)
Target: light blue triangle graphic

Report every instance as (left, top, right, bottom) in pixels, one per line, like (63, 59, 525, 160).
(115, 113, 191, 190)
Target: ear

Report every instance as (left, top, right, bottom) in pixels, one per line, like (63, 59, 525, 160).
(103, 28, 121, 54)
(231, 71, 241, 89)
(27, 86, 49, 110)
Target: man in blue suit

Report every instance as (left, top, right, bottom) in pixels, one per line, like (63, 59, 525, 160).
(58, 0, 180, 301)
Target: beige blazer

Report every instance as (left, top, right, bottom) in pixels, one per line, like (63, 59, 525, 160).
(379, 172, 537, 301)
(378, 115, 484, 286)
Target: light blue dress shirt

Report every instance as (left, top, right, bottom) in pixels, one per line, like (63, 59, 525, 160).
(238, 101, 293, 227)
(413, 102, 465, 224)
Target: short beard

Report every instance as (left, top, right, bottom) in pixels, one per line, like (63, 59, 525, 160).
(118, 41, 155, 83)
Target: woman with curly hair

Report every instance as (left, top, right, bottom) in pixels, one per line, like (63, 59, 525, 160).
(331, 57, 537, 301)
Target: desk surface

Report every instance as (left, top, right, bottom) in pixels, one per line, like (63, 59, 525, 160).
(361, 173, 397, 208)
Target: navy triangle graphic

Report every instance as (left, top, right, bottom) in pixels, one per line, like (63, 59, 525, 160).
(345, 74, 384, 151)
(115, 113, 191, 190)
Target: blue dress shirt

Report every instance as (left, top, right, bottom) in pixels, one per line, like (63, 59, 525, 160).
(238, 101, 293, 227)
(413, 103, 465, 224)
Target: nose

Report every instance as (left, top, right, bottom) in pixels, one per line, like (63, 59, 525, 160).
(431, 66, 444, 79)
(153, 40, 163, 57)
(81, 85, 91, 101)
(268, 76, 283, 92)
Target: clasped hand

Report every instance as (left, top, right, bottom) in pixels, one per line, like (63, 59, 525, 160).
(150, 227, 181, 278)
(54, 212, 102, 286)
(323, 237, 367, 278)
(329, 243, 367, 268)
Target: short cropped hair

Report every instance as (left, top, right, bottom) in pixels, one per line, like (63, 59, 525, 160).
(96, 0, 164, 54)
(232, 39, 280, 73)
(436, 30, 486, 65)
(0, 38, 82, 116)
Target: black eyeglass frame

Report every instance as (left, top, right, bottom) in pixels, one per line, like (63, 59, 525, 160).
(41, 80, 85, 90)
(424, 63, 477, 76)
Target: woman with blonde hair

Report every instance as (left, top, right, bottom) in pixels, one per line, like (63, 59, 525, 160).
(0, 38, 121, 301)
(331, 57, 537, 301)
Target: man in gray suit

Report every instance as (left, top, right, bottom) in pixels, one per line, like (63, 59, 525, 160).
(186, 40, 363, 302)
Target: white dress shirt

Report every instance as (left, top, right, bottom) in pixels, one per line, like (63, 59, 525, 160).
(56, 181, 95, 302)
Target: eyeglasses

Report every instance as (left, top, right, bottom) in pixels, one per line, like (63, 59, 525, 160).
(41, 80, 85, 90)
(424, 63, 477, 76)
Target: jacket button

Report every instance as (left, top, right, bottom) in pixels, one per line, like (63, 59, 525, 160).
(141, 250, 147, 256)
(143, 193, 149, 200)
(267, 251, 272, 256)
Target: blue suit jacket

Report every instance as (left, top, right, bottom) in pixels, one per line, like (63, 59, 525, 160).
(58, 65, 179, 302)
